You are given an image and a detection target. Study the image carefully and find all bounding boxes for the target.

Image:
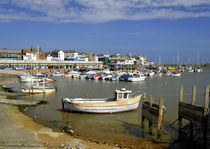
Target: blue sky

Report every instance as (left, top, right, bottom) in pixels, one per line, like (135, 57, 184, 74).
(0, 0, 210, 64)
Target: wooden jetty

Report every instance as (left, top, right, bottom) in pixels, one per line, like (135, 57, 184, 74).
(141, 94, 165, 142)
(178, 85, 209, 147)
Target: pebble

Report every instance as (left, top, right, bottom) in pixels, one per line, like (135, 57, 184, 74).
(115, 143, 121, 147)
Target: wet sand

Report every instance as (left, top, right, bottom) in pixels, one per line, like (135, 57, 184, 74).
(0, 103, 169, 149)
(0, 103, 120, 149)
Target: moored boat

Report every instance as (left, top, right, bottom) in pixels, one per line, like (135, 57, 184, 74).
(39, 78, 55, 83)
(21, 85, 56, 93)
(127, 73, 146, 82)
(171, 70, 181, 77)
(51, 70, 64, 77)
(62, 88, 142, 113)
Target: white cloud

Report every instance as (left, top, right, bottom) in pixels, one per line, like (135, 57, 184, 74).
(0, 0, 210, 23)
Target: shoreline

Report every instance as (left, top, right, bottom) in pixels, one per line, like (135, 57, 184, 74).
(0, 103, 116, 149)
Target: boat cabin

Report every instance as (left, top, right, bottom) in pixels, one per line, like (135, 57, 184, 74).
(115, 88, 132, 100)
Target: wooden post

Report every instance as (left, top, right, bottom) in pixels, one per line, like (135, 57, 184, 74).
(203, 85, 209, 145)
(143, 93, 146, 101)
(178, 86, 183, 138)
(179, 85, 183, 102)
(141, 116, 146, 129)
(204, 85, 209, 117)
(149, 121, 153, 135)
(190, 85, 196, 139)
(192, 85, 196, 105)
(150, 96, 154, 107)
(157, 97, 164, 142)
(149, 96, 154, 135)
(142, 94, 147, 129)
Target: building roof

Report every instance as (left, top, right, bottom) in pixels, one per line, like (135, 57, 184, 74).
(0, 49, 21, 54)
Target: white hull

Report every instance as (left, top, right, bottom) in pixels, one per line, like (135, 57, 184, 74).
(171, 73, 181, 77)
(62, 92, 142, 114)
(21, 88, 56, 93)
(63, 102, 139, 113)
(128, 76, 146, 82)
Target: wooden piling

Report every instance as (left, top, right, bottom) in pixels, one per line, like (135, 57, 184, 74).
(203, 85, 209, 145)
(150, 96, 154, 107)
(178, 86, 183, 138)
(192, 85, 196, 105)
(143, 93, 146, 101)
(157, 97, 164, 142)
(179, 85, 183, 103)
(204, 85, 209, 117)
(141, 116, 146, 129)
(190, 85, 196, 139)
(149, 121, 153, 135)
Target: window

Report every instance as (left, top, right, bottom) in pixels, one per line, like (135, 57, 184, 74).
(118, 93, 122, 99)
(124, 93, 128, 99)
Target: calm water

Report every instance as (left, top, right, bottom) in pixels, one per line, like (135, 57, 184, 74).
(2, 70, 210, 147)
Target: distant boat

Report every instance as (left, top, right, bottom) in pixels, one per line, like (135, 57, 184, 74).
(65, 70, 80, 78)
(21, 77, 56, 94)
(119, 74, 132, 81)
(171, 70, 181, 77)
(39, 78, 55, 83)
(194, 67, 202, 73)
(62, 88, 142, 113)
(51, 71, 64, 77)
(21, 84, 56, 93)
(128, 73, 146, 82)
(19, 73, 41, 83)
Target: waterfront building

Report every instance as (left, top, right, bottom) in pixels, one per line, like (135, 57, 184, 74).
(64, 50, 89, 62)
(64, 50, 78, 59)
(47, 49, 64, 61)
(22, 47, 46, 61)
(23, 50, 37, 61)
(0, 49, 21, 60)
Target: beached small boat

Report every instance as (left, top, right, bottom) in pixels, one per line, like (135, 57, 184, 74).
(21, 85, 56, 93)
(62, 88, 142, 113)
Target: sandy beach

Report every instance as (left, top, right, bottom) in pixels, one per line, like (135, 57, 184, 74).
(0, 103, 120, 149)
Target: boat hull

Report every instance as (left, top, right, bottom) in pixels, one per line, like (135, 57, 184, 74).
(62, 95, 142, 113)
(21, 88, 56, 93)
(128, 77, 145, 82)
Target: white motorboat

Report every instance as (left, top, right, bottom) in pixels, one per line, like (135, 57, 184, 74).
(127, 73, 146, 82)
(51, 71, 64, 77)
(62, 88, 142, 113)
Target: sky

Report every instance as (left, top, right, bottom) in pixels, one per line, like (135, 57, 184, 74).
(0, 0, 210, 64)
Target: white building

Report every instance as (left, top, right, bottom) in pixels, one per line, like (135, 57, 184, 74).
(23, 52, 37, 61)
(47, 50, 64, 61)
(58, 50, 64, 61)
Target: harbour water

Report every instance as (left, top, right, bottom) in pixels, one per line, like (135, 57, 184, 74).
(2, 70, 210, 148)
